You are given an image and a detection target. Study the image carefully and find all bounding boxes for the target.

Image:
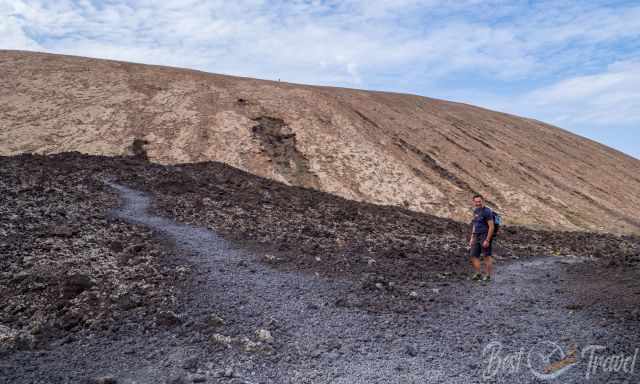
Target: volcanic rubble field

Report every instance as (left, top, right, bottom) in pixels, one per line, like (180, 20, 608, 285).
(0, 153, 187, 354)
(1, 152, 640, 383)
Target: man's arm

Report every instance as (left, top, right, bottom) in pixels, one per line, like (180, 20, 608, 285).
(483, 208, 495, 247)
(469, 227, 475, 246)
(486, 220, 495, 242)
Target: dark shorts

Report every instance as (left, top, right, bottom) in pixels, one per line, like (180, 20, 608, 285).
(470, 232, 493, 258)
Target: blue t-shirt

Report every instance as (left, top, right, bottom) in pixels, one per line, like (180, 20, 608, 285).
(472, 207, 493, 234)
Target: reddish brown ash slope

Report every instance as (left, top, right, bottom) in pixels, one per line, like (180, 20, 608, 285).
(1, 50, 639, 234)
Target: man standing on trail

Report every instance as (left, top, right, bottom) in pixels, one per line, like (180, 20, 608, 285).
(469, 194, 495, 282)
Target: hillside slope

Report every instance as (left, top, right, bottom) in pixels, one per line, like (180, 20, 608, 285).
(2, 50, 639, 234)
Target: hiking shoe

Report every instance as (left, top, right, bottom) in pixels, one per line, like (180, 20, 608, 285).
(482, 275, 492, 282)
(471, 273, 482, 281)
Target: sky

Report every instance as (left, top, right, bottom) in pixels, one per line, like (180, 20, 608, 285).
(1, 0, 639, 159)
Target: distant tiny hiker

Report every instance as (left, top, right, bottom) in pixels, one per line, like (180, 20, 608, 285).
(468, 194, 498, 282)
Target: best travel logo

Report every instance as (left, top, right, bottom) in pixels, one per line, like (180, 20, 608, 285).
(482, 340, 638, 380)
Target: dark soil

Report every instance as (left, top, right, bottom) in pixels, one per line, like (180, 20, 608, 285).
(1, 152, 639, 383)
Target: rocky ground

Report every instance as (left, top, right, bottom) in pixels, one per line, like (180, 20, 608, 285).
(0, 153, 183, 354)
(1, 152, 639, 383)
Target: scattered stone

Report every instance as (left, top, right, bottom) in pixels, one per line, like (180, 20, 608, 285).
(206, 313, 225, 328)
(326, 351, 340, 360)
(241, 337, 262, 353)
(182, 356, 199, 371)
(264, 254, 279, 262)
(335, 298, 348, 307)
(156, 310, 181, 327)
(210, 333, 234, 347)
(175, 265, 191, 277)
(47, 224, 76, 238)
(91, 376, 117, 384)
(10, 271, 31, 284)
(117, 292, 143, 310)
(395, 364, 407, 372)
(60, 273, 95, 299)
(0, 325, 35, 352)
(166, 374, 188, 384)
(405, 344, 419, 357)
(60, 310, 83, 330)
(326, 340, 341, 351)
(223, 367, 235, 378)
(124, 243, 145, 254)
(107, 240, 124, 253)
(255, 329, 273, 343)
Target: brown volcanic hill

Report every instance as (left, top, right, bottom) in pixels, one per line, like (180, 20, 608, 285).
(2, 50, 639, 234)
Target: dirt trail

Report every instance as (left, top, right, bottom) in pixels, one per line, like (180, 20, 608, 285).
(5, 182, 638, 384)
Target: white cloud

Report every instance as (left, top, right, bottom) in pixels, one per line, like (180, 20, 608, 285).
(517, 60, 640, 127)
(523, 3, 640, 46)
(2, 0, 638, 86)
(0, 3, 42, 50)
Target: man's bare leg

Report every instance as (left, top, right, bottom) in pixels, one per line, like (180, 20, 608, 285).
(484, 256, 493, 277)
(471, 256, 481, 273)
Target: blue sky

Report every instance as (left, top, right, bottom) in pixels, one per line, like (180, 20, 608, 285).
(1, 0, 639, 159)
